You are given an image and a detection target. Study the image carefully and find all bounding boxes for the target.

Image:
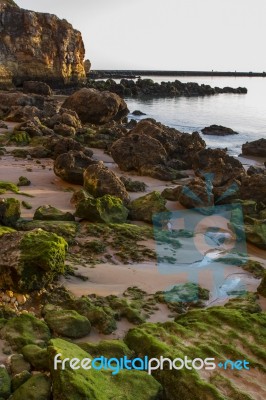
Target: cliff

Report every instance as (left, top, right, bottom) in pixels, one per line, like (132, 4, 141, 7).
(0, 0, 86, 87)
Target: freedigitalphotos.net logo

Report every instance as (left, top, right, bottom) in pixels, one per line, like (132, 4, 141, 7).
(153, 172, 248, 301)
(54, 354, 250, 375)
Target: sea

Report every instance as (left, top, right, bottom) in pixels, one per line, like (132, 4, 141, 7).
(123, 76, 266, 158)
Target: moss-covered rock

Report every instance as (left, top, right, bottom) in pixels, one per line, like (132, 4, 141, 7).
(242, 260, 265, 278)
(78, 339, 133, 359)
(0, 365, 11, 399)
(120, 176, 147, 192)
(10, 354, 31, 375)
(11, 370, 31, 392)
(125, 306, 266, 400)
(0, 197, 20, 227)
(22, 344, 49, 371)
(83, 161, 130, 204)
(75, 192, 128, 224)
(48, 338, 162, 400)
(128, 191, 167, 223)
(1, 313, 51, 351)
(245, 221, 266, 249)
(17, 176, 31, 187)
(0, 226, 16, 237)
(44, 308, 91, 339)
(17, 220, 78, 242)
(225, 293, 262, 313)
(10, 373, 51, 400)
(258, 271, 266, 297)
(33, 205, 75, 222)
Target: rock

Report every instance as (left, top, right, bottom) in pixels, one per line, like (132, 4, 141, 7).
(78, 340, 133, 359)
(84, 59, 91, 75)
(120, 176, 147, 192)
(33, 205, 75, 222)
(111, 133, 167, 172)
(0, 365, 11, 399)
(247, 165, 266, 176)
(0, 198, 20, 227)
(201, 124, 238, 135)
(242, 138, 266, 157)
(132, 110, 146, 116)
(128, 191, 167, 223)
(0, 120, 8, 129)
(17, 176, 31, 187)
(62, 88, 129, 124)
(43, 109, 82, 130)
(1, 313, 50, 351)
(53, 123, 75, 137)
(10, 373, 51, 400)
(48, 338, 162, 400)
(44, 308, 91, 339)
(11, 370, 31, 392)
(54, 150, 96, 184)
(22, 345, 49, 371)
(0, 229, 67, 292)
(240, 174, 266, 203)
(245, 221, 266, 250)
(139, 164, 183, 181)
(83, 161, 130, 204)
(178, 178, 214, 211)
(193, 148, 245, 186)
(17, 220, 78, 243)
(10, 354, 30, 375)
(257, 271, 266, 297)
(0, 1, 85, 85)
(23, 81, 52, 96)
(5, 105, 42, 123)
(74, 192, 129, 224)
(47, 137, 93, 159)
(161, 186, 182, 201)
(79, 123, 126, 150)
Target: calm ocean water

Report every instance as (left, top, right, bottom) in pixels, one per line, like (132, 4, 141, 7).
(125, 76, 266, 157)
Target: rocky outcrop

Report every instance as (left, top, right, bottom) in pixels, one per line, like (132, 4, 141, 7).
(242, 138, 266, 157)
(110, 119, 205, 179)
(62, 88, 129, 124)
(0, 1, 86, 86)
(201, 124, 239, 135)
(178, 178, 214, 212)
(128, 191, 167, 223)
(240, 174, 266, 203)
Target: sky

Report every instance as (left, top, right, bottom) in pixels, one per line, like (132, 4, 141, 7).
(16, 0, 266, 71)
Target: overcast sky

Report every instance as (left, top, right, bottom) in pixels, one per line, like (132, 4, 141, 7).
(16, 0, 266, 71)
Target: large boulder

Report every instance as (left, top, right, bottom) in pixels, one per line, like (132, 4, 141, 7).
(193, 148, 245, 186)
(128, 191, 167, 223)
(111, 133, 167, 172)
(23, 81, 52, 96)
(44, 308, 91, 339)
(0, 229, 67, 292)
(242, 138, 266, 157)
(0, 1, 86, 85)
(83, 161, 130, 204)
(48, 338, 162, 400)
(62, 88, 129, 124)
(74, 191, 129, 224)
(1, 313, 51, 350)
(54, 150, 96, 184)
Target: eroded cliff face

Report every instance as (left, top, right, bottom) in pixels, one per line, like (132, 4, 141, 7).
(0, 0, 86, 86)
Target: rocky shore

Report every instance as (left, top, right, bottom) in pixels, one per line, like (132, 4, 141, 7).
(0, 80, 265, 399)
(0, 2, 265, 400)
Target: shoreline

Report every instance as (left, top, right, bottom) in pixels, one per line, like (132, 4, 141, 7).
(90, 70, 266, 78)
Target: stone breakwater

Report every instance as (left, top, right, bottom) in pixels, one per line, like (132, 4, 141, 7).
(0, 0, 86, 88)
(81, 77, 248, 98)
